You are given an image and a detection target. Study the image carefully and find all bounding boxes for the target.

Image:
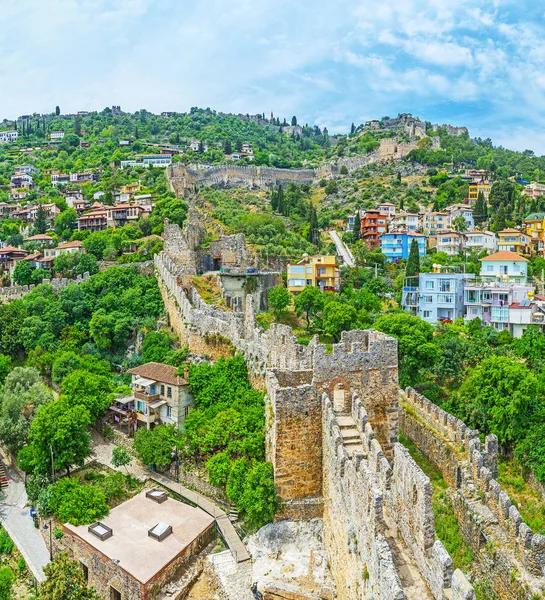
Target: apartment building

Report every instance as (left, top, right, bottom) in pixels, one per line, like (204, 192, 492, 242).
(497, 229, 532, 256)
(0, 130, 19, 143)
(360, 210, 388, 249)
(421, 212, 447, 234)
(380, 232, 426, 262)
(377, 202, 396, 221)
(436, 231, 465, 256)
(394, 211, 420, 233)
(121, 154, 172, 168)
(523, 183, 545, 200)
(402, 272, 474, 324)
(468, 180, 491, 203)
(287, 255, 340, 294)
(464, 252, 535, 336)
(523, 213, 545, 253)
(446, 204, 474, 230)
(465, 230, 498, 254)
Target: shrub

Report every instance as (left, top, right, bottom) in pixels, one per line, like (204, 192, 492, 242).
(0, 530, 13, 555)
(49, 478, 108, 525)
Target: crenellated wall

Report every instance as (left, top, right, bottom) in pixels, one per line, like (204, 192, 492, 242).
(154, 225, 480, 599)
(322, 392, 475, 600)
(401, 387, 545, 599)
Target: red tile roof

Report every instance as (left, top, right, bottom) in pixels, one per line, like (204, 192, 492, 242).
(127, 362, 187, 386)
(480, 251, 529, 262)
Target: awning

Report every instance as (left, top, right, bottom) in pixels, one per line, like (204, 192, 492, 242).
(115, 396, 135, 405)
(150, 400, 167, 409)
(133, 377, 155, 387)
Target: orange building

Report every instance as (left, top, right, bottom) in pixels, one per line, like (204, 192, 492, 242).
(360, 210, 388, 249)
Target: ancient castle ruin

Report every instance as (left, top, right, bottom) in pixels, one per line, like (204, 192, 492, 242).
(154, 221, 545, 599)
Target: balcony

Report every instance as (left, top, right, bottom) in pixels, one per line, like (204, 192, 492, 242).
(134, 390, 160, 402)
(532, 313, 545, 324)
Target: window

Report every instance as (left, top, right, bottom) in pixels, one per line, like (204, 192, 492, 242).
(423, 311, 431, 318)
(425, 296, 433, 303)
(500, 265, 508, 275)
(136, 400, 147, 415)
(166, 406, 172, 418)
(486, 265, 494, 272)
(160, 385, 165, 396)
(167, 387, 172, 399)
(184, 406, 191, 417)
(80, 562, 88, 582)
(110, 587, 121, 600)
(425, 280, 434, 290)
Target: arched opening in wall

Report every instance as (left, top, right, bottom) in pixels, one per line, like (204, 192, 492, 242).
(212, 255, 222, 271)
(333, 383, 346, 413)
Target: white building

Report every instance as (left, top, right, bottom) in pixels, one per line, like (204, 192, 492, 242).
(446, 204, 474, 230)
(120, 155, 172, 168)
(464, 251, 535, 337)
(377, 202, 396, 221)
(0, 130, 19, 143)
(465, 231, 498, 254)
(436, 231, 465, 256)
(394, 211, 420, 233)
(50, 131, 65, 141)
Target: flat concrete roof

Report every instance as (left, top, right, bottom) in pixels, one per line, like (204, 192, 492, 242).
(64, 490, 214, 584)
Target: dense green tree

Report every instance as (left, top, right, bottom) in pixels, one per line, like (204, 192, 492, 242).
(134, 424, 177, 468)
(322, 302, 357, 341)
(19, 399, 91, 475)
(473, 191, 488, 225)
(294, 286, 324, 328)
(405, 239, 421, 277)
(352, 213, 361, 241)
(452, 214, 468, 233)
(0, 367, 52, 456)
(457, 356, 541, 446)
(0, 567, 14, 600)
(12, 260, 33, 285)
(374, 313, 439, 387)
(268, 285, 290, 313)
(0, 355, 10, 384)
(238, 462, 277, 529)
(48, 478, 108, 525)
(39, 552, 101, 600)
(54, 209, 78, 238)
(60, 370, 114, 421)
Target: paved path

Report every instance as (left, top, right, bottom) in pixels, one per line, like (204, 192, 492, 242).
(0, 457, 50, 582)
(150, 472, 250, 563)
(329, 230, 355, 267)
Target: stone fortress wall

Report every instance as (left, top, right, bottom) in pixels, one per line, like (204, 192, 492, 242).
(155, 219, 545, 599)
(401, 388, 545, 599)
(0, 272, 90, 304)
(154, 221, 478, 598)
(167, 148, 390, 195)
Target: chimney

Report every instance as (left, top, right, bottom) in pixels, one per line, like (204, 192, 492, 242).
(183, 367, 189, 380)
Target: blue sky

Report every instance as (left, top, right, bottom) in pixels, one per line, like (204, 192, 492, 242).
(2, 0, 544, 152)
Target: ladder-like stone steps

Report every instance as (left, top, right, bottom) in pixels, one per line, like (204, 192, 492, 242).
(337, 416, 363, 456)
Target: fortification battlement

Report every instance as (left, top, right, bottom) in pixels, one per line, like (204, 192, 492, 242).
(403, 387, 545, 581)
(314, 330, 398, 375)
(0, 272, 91, 304)
(404, 387, 478, 450)
(323, 393, 475, 600)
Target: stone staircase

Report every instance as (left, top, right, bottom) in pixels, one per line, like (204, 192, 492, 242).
(336, 415, 364, 457)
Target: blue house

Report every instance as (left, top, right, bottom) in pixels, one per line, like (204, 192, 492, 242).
(402, 272, 475, 324)
(380, 232, 427, 262)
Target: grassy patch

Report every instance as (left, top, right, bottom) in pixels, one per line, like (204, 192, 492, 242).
(193, 275, 228, 309)
(498, 458, 545, 535)
(399, 433, 473, 573)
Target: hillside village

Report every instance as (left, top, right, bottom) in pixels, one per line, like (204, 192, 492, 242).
(2, 107, 545, 600)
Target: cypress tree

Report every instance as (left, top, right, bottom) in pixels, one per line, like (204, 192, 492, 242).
(352, 212, 361, 241)
(34, 204, 48, 235)
(276, 185, 285, 215)
(494, 204, 506, 232)
(405, 238, 421, 277)
(474, 191, 488, 225)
